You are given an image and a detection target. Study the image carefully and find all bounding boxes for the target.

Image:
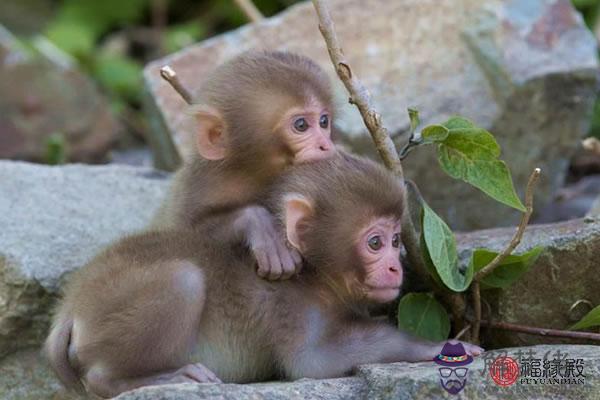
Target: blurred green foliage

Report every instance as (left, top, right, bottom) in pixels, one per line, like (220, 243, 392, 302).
(30, 0, 300, 145)
(45, 133, 67, 165)
(573, 0, 600, 139)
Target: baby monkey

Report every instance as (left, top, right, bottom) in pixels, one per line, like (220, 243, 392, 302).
(154, 50, 336, 280)
(46, 153, 483, 398)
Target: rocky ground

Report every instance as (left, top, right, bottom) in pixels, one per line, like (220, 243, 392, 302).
(0, 161, 599, 399)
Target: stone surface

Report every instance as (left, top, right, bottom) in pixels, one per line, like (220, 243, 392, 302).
(456, 217, 600, 348)
(144, 0, 598, 230)
(117, 345, 599, 400)
(0, 348, 80, 400)
(0, 25, 120, 163)
(0, 161, 169, 356)
(588, 194, 600, 217)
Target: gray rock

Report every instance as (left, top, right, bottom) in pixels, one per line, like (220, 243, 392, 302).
(0, 348, 81, 400)
(143, 0, 598, 230)
(456, 218, 600, 347)
(0, 161, 169, 356)
(587, 194, 600, 217)
(116, 345, 599, 400)
(0, 25, 120, 163)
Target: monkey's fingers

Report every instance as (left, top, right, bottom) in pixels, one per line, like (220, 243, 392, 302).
(265, 247, 284, 280)
(276, 244, 297, 280)
(290, 248, 303, 273)
(254, 250, 271, 279)
(463, 343, 485, 356)
(180, 363, 222, 383)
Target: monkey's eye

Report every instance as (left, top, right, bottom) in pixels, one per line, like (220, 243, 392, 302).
(319, 114, 329, 129)
(368, 235, 383, 251)
(392, 233, 400, 248)
(294, 118, 309, 132)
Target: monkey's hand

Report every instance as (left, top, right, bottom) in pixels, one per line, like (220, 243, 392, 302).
(235, 206, 303, 280)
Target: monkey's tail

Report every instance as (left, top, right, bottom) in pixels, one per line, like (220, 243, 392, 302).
(44, 313, 84, 392)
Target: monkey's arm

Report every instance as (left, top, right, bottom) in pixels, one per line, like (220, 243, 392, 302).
(282, 321, 483, 380)
(198, 206, 302, 280)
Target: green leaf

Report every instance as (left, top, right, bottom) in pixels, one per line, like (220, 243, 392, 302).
(437, 117, 525, 211)
(397, 293, 450, 341)
(570, 305, 600, 330)
(421, 202, 473, 292)
(45, 133, 67, 165)
(408, 108, 420, 134)
(469, 247, 544, 289)
(421, 124, 449, 144)
(45, 0, 148, 56)
(165, 21, 206, 53)
(45, 22, 95, 57)
(93, 55, 143, 102)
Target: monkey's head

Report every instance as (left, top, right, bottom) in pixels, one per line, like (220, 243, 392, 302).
(191, 51, 336, 171)
(271, 153, 406, 304)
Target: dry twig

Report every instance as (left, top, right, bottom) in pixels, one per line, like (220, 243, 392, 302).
(480, 320, 600, 342)
(233, 0, 264, 23)
(311, 0, 467, 332)
(471, 167, 542, 342)
(160, 66, 194, 105)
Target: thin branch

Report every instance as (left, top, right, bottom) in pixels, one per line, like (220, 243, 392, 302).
(233, 0, 264, 23)
(311, 0, 467, 331)
(151, 0, 167, 56)
(471, 167, 542, 343)
(480, 320, 600, 342)
(475, 167, 541, 281)
(160, 66, 194, 105)
(454, 324, 472, 340)
(312, 0, 403, 177)
(471, 281, 482, 342)
(582, 137, 600, 156)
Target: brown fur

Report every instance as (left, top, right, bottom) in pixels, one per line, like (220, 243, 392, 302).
(46, 154, 485, 398)
(153, 51, 335, 229)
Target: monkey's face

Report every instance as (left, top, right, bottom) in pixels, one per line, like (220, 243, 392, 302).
(355, 216, 403, 303)
(277, 98, 336, 164)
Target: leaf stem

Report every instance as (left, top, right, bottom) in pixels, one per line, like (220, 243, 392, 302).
(471, 167, 541, 342)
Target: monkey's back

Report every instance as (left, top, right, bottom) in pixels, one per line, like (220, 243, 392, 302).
(64, 229, 314, 384)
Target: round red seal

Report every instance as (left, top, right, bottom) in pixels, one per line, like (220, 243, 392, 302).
(490, 356, 519, 387)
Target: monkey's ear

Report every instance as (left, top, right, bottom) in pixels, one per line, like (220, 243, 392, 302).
(192, 105, 227, 160)
(284, 194, 313, 251)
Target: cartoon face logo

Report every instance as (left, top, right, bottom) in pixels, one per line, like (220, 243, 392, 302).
(433, 342, 473, 395)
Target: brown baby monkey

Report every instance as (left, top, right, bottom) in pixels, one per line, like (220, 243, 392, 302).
(154, 50, 336, 280)
(46, 153, 483, 398)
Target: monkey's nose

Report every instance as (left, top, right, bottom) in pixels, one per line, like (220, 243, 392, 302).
(389, 265, 400, 274)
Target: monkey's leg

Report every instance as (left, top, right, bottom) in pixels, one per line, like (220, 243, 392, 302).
(282, 322, 483, 380)
(76, 260, 219, 398)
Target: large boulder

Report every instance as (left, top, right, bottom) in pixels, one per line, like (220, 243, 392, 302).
(456, 217, 600, 347)
(0, 25, 120, 163)
(0, 161, 169, 357)
(144, 0, 598, 230)
(116, 345, 599, 400)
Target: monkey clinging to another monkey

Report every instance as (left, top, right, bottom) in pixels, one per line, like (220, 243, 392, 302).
(153, 51, 337, 280)
(46, 153, 483, 398)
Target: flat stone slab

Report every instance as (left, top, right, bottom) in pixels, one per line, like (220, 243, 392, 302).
(456, 217, 600, 347)
(0, 161, 169, 356)
(116, 345, 600, 400)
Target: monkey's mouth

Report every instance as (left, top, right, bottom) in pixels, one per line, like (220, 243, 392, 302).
(366, 285, 400, 302)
